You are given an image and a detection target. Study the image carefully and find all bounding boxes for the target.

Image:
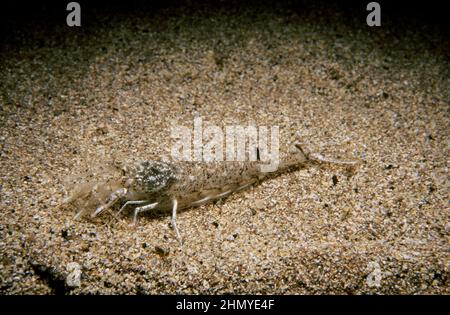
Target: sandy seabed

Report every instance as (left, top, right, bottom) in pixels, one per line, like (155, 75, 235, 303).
(0, 1, 448, 294)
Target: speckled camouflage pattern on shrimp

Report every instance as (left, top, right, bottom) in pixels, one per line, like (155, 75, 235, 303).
(64, 144, 358, 244)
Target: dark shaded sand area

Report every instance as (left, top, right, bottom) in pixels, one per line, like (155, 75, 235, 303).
(0, 1, 448, 294)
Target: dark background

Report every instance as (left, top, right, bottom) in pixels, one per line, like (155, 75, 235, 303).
(1, 0, 448, 37)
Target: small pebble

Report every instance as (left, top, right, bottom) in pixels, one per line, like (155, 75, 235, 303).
(66, 262, 82, 288)
(254, 199, 265, 210)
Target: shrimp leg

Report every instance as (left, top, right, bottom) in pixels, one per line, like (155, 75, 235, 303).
(133, 202, 159, 224)
(171, 198, 183, 245)
(118, 200, 148, 215)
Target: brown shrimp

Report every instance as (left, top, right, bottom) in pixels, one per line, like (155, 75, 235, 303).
(63, 143, 358, 244)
